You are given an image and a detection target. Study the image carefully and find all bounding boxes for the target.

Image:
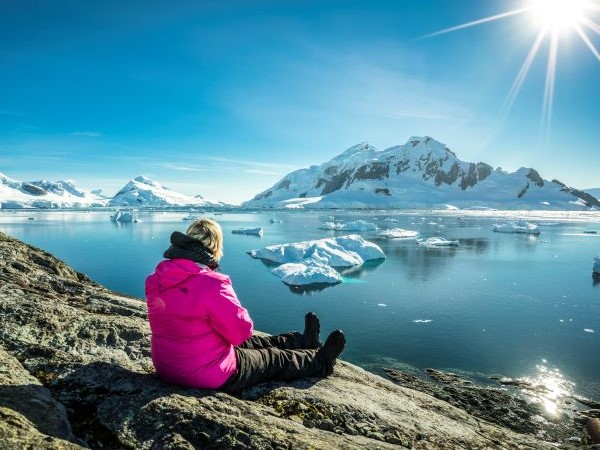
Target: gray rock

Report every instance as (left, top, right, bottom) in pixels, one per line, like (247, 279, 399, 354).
(0, 231, 559, 449)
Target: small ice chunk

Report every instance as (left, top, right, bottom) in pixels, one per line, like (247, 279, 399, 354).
(377, 303, 387, 307)
(379, 228, 419, 239)
(593, 256, 600, 275)
(319, 220, 378, 231)
(493, 221, 540, 235)
(382, 218, 399, 223)
(232, 227, 263, 236)
(413, 319, 433, 323)
(417, 237, 459, 247)
(271, 261, 341, 286)
(111, 211, 135, 223)
(269, 218, 283, 224)
(584, 328, 595, 333)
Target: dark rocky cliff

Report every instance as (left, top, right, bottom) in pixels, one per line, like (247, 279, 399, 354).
(0, 232, 590, 449)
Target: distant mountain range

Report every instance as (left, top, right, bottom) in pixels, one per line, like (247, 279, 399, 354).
(242, 136, 600, 210)
(0, 172, 106, 208)
(108, 176, 229, 208)
(0, 174, 229, 209)
(2, 139, 598, 210)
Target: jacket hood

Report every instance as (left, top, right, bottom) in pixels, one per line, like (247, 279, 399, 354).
(150, 259, 205, 290)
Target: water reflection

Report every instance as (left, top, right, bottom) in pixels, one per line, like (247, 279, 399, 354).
(525, 363, 575, 418)
(285, 282, 339, 295)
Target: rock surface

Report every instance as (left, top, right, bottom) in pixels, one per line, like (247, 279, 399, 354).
(0, 231, 578, 449)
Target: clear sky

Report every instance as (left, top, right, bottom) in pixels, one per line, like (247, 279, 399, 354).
(1, 0, 599, 204)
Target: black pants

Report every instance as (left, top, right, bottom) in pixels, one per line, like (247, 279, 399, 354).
(219, 332, 328, 395)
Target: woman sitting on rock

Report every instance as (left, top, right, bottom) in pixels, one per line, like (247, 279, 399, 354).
(145, 218, 346, 394)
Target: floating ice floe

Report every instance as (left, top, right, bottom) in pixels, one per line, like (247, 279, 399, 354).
(319, 220, 378, 231)
(271, 261, 341, 286)
(249, 234, 385, 286)
(232, 227, 263, 237)
(593, 256, 600, 277)
(492, 221, 540, 235)
(382, 218, 399, 223)
(110, 211, 139, 223)
(417, 237, 459, 247)
(378, 228, 419, 239)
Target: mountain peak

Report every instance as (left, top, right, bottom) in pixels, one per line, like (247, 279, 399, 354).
(133, 175, 155, 185)
(405, 136, 456, 156)
(335, 142, 378, 160)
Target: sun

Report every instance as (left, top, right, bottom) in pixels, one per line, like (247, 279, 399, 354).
(530, 0, 593, 32)
(420, 0, 600, 140)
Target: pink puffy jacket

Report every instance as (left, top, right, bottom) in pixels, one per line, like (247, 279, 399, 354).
(145, 258, 254, 389)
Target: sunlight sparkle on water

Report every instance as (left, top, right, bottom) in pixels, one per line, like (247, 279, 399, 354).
(527, 363, 575, 416)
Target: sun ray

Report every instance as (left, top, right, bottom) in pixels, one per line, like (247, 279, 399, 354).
(498, 29, 548, 127)
(575, 24, 600, 62)
(541, 31, 559, 141)
(420, 1, 600, 141)
(581, 16, 600, 35)
(418, 8, 530, 40)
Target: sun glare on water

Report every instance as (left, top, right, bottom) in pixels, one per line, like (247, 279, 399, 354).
(422, 0, 600, 139)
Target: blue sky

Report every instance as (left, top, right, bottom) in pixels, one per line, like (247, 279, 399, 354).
(1, 0, 599, 204)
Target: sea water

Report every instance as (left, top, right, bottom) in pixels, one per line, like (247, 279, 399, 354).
(1, 209, 598, 401)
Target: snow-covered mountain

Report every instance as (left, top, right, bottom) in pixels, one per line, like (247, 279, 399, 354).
(0, 172, 107, 208)
(586, 188, 600, 200)
(242, 137, 600, 210)
(109, 175, 229, 208)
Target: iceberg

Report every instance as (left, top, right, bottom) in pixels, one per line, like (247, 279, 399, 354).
(110, 211, 138, 223)
(378, 228, 419, 239)
(249, 234, 385, 267)
(492, 221, 540, 235)
(232, 227, 263, 237)
(319, 220, 378, 231)
(249, 235, 385, 287)
(271, 261, 342, 286)
(417, 237, 459, 247)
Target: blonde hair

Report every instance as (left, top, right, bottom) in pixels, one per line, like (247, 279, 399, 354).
(186, 218, 224, 261)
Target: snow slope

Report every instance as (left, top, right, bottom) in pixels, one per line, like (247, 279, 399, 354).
(243, 137, 600, 210)
(108, 176, 229, 208)
(0, 172, 107, 208)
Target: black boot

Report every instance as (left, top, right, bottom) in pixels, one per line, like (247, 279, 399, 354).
(303, 312, 321, 349)
(317, 330, 345, 376)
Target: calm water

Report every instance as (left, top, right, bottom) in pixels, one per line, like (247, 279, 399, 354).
(1, 210, 599, 400)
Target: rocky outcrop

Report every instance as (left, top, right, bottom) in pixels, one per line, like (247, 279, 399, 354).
(0, 231, 581, 449)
